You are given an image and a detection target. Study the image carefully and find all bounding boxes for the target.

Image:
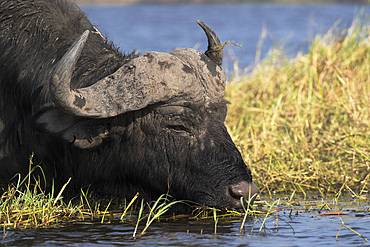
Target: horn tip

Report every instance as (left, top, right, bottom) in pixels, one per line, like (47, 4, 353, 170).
(196, 20, 207, 30)
(81, 30, 90, 40)
(196, 20, 223, 67)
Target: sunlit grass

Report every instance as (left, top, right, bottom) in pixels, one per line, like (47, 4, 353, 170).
(225, 13, 370, 196)
(0, 156, 86, 229)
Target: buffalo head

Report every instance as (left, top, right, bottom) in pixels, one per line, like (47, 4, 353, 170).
(33, 21, 258, 209)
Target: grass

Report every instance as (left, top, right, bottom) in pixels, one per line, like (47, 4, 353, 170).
(0, 163, 80, 229)
(0, 156, 109, 229)
(1, 11, 369, 242)
(225, 14, 370, 197)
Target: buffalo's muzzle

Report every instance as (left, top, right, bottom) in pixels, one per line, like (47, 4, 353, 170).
(227, 181, 259, 209)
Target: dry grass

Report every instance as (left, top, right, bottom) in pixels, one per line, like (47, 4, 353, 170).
(225, 15, 370, 196)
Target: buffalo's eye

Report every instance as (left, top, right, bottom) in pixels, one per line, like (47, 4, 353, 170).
(167, 125, 189, 136)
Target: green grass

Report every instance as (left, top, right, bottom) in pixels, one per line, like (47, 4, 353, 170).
(225, 14, 370, 196)
(0, 160, 85, 229)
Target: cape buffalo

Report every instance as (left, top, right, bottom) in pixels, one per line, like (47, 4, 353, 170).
(0, 0, 258, 209)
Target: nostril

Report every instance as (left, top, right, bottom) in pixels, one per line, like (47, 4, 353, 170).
(229, 185, 244, 199)
(228, 181, 259, 209)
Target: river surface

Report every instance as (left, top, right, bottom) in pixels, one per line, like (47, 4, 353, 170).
(80, 1, 368, 74)
(2, 195, 370, 246)
(2, 2, 370, 246)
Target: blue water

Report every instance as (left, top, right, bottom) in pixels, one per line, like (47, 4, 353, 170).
(81, 2, 368, 74)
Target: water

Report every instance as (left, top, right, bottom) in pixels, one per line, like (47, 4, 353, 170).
(80, 2, 368, 74)
(2, 195, 370, 246)
(3, 2, 370, 246)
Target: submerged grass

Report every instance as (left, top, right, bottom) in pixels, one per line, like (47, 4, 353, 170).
(225, 14, 370, 196)
(1, 12, 369, 243)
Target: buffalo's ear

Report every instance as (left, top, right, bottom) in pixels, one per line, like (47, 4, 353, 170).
(31, 104, 109, 149)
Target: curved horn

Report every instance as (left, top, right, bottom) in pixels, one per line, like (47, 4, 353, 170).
(50, 32, 200, 118)
(50, 30, 98, 117)
(197, 20, 223, 66)
(51, 29, 130, 118)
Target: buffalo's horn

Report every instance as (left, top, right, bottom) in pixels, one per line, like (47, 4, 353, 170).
(50, 30, 100, 117)
(51, 30, 131, 118)
(50, 30, 144, 118)
(50, 30, 199, 119)
(197, 20, 223, 66)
